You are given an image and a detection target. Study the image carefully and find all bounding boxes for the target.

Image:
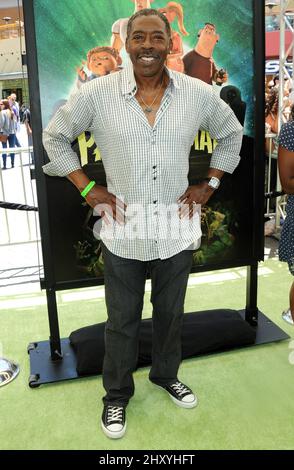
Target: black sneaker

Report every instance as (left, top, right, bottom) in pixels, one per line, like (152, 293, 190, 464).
(164, 381, 198, 409)
(101, 405, 126, 439)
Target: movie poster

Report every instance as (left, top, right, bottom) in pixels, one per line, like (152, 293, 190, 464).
(32, 0, 256, 284)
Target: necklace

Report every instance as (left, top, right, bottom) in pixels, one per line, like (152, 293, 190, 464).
(138, 77, 164, 113)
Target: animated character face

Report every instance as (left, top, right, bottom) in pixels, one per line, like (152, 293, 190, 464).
(131, 0, 154, 11)
(198, 23, 220, 47)
(87, 51, 118, 76)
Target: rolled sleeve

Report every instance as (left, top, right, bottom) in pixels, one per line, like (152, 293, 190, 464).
(42, 85, 94, 177)
(203, 89, 243, 174)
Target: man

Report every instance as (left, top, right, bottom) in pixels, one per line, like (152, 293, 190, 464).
(111, 0, 154, 52)
(43, 9, 242, 440)
(183, 23, 228, 86)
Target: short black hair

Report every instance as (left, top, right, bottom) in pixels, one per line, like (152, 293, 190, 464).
(126, 8, 172, 40)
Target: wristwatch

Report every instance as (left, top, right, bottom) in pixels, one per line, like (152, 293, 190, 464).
(203, 176, 221, 190)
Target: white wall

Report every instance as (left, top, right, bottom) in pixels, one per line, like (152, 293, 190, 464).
(0, 37, 26, 74)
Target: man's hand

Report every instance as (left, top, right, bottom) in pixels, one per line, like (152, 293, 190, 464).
(178, 182, 214, 219)
(86, 185, 127, 225)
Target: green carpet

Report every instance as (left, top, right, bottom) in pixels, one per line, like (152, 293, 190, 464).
(0, 257, 294, 450)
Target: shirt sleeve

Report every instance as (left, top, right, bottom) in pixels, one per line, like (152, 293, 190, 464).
(278, 122, 294, 152)
(201, 87, 243, 174)
(42, 85, 94, 177)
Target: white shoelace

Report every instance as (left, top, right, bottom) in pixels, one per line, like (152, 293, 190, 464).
(107, 406, 124, 423)
(170, 382, 191, 397)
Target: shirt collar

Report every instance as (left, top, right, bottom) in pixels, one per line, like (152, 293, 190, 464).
(121, 60, 180, 98)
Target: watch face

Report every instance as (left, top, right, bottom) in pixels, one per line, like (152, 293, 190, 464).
(208, 177, 220, 189)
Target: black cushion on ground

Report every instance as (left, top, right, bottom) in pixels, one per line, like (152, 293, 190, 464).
(69, 309, 256, 376)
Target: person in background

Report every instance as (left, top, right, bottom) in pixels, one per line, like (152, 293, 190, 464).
(23, 106, 34, 165)
(278, 109, 294, 325)
(9, 93, 21, 147)
(0, 99, 17, 169)
(265, 87, 280, 134)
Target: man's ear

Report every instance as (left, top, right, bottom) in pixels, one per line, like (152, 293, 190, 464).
(125, 37, 129, 54)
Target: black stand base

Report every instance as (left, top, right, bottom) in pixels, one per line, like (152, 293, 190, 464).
(28, 311, 290, 388)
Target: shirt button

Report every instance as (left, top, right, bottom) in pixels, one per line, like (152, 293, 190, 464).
(153, 200, 157, 204)
(153, 166, 157, 169)
(153, 177, 157, 181)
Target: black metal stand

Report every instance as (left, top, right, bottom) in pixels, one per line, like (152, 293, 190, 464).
(27, 307, 289, 388)
(46, 289, 63, 361)
(28, 264, 290, 388)
(246, 264, 259, 326)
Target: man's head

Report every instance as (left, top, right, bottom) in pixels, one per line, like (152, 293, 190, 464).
(131, 0, 154, 11)
(126, 9, 172, 78)
(87, 46, 122, 76)
(10, 93, 17, 102)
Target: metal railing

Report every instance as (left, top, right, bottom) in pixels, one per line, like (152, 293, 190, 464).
(0, 145, 39, 247)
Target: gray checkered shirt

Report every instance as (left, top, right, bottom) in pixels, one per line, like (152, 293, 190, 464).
(43, 63, 243, 261)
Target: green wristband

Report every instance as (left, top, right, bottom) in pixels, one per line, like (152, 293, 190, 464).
(81, 180, 96, 198)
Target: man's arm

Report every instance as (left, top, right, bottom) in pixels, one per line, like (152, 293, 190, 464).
(178, 86, 243, 217)
(42, 83, 126, 221)
(42, 86, 94, 177)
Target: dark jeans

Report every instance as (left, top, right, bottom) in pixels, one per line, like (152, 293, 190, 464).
(101, 242, 193, 407)
(1, 134, 16, 168)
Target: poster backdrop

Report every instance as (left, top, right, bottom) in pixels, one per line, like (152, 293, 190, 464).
(32, 0, 256, 284)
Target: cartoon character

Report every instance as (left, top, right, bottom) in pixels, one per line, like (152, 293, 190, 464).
(76, 46, 122, 87)
(111, 0, 155, 52)
(183, 23, 228, 85)
(158, 2, 189, 73)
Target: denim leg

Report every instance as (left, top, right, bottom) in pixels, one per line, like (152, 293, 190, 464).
(149, 249, 193, 386)
(101, 242, 147, 407)
(8, 134, 16, 167)
(2, 141, 7, 167)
